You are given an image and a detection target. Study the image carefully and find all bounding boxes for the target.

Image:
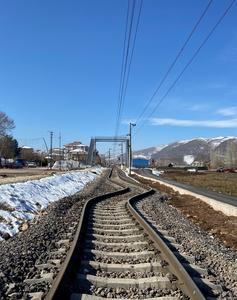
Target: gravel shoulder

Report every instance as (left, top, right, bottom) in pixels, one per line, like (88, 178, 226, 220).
(0, 169, 117, 299)
(132, 174, 237, 250)
(132, 174, 237, 299)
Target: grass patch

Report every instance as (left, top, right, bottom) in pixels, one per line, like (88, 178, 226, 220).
(132, 174, 237, 250)
(162, 172, 237, 197)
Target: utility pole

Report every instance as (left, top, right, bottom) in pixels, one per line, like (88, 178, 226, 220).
(119, 143, 123, 167)
(108, 148, 112, 167)
(59, 132, 62, 171)
(129, 123, 136, 175)
(40, 151, 43, 167)
(43, 137, 49, 154)
(49, 131, 53, 169)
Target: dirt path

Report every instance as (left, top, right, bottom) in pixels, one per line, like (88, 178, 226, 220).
(0, 168, 63, 185)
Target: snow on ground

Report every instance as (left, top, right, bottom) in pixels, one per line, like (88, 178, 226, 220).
(52, 160, 81, 170)
(152, 170, 164, 177)
(183, 155, 195, 165)
(0, 167, 103, 239)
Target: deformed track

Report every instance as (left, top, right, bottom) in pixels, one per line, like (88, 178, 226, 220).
(45, 168, 206, 300)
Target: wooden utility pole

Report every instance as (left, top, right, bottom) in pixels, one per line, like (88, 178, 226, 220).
(108, 148, 112, 167)
(59, 132, 62, 171)
(49, 131, 53, 169)
(120, 143, 123, 166)
(129, 123, 136, 175)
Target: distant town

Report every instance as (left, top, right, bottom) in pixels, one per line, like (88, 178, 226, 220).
(1, 136, 237, 171)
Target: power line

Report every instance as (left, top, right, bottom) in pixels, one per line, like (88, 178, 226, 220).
(115, 0, 131, 136)
(113, 0, 133, 157)
(115, 0, 134, 137)
(134, 0, 236, 136)
(115, 0, 143, 138)
(113, 0, 143, 156)
(115, 0, 136, 136)
(135, 0, 213, 125)
(119, 0, 143, 127)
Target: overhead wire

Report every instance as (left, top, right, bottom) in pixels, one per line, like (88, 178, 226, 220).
(115, 0, 131, 137)
(118, 0, 143, 128)
(134, 0, 236, 136)
(135, 0, 214, 126)
(115, 0, 136, 138)
(113, 0, 134, 156)
(113, 0, 143, 156)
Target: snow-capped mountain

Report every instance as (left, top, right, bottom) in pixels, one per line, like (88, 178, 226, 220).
(133, 145, 167, 159)
(134, 137, 237, 166)
(152, 138, 211, 164)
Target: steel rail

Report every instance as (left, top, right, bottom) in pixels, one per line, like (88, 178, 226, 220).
(115, 167, 148, 189)
(46, 186, 130, 300)
(127, 191, 206, 300)
(46, 169, 206, 300)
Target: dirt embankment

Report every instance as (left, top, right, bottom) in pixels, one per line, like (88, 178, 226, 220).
(132, 174, 237, 250)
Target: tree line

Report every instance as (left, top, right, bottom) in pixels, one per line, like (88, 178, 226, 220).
(0, 111, 18, 159)
(0, 111, 46, 166)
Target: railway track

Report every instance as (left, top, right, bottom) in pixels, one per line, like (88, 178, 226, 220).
(43, 168, 209, 300)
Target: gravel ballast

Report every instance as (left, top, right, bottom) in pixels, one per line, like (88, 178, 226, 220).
(0, 170, 117, 299)
(74, 189, 186, 300)
(1, 167, 236, 300)
(138, 194, 237, 299)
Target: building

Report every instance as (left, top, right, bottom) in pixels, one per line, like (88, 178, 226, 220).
(132, 157, 150, 168)
(51, 148, 64, 161)
(19, 146, 35, 161)
(64, 141, 88, 163)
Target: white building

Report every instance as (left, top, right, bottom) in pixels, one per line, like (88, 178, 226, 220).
(64, 141, 88, 162)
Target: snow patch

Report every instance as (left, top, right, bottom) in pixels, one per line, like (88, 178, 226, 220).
(208, 136, 236, 149)
(0, 168, 103, 239)
(183, 155, 195, 165)
(152, 170, 164, 177)
(170, 136, 237, 150)
(155, 145, 168, 151)
(133, 154, 148, 159)
(171, 140, 191, 148)
(52, 160, 80, 170)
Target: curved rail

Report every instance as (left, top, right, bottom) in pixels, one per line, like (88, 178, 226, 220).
(127, 191, 206, 300)
(46, 168, 206, 300)
(46, 186, 130, 300)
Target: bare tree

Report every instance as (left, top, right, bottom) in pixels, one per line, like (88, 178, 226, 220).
(0, 135, 19, 159)
(0, 111, 15, 137)
(19, 147, 41, 161)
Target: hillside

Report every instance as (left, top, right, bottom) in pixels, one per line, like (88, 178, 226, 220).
(133, 145, 167, 159)
(134, 137, 237, 167)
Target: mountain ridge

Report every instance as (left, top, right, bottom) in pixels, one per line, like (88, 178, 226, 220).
(133, 136, 237, 167)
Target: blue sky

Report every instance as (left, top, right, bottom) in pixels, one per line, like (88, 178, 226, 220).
(0, 0, 236, 153)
